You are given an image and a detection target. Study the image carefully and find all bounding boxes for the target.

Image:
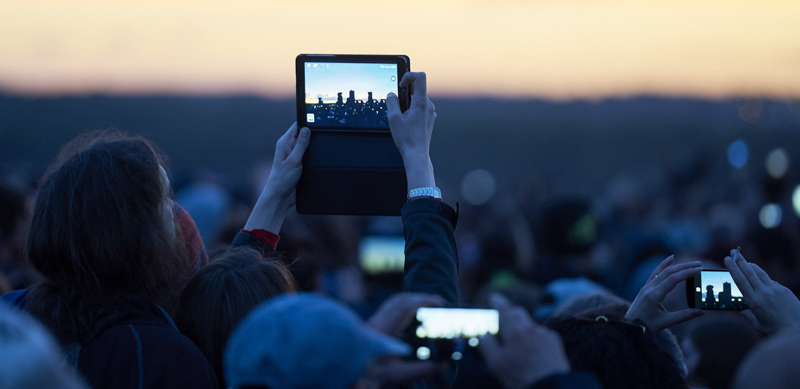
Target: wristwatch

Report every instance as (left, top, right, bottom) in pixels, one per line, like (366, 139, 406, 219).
(408, 186, 442, 200)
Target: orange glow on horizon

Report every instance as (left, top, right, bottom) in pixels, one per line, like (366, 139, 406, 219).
(1, 0, 799, 100)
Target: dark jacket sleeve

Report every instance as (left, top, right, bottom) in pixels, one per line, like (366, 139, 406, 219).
(527, 373, 602, 389)
(401, 198, 459, 307)
(401, 199, 460, 389)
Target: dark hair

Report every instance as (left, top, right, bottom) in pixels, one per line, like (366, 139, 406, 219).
(177, 246, 296, 387)
(25, 130, 188, 344)
(547, 305, 688, 389)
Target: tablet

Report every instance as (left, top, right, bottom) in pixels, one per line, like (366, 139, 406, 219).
(295, 55, 411, 216)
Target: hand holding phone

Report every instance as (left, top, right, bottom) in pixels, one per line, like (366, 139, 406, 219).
(724, 249, 800, 334)
(626, 256, 704, 333)
(479, 293, 570, 389)
(410, 307, 498, 361)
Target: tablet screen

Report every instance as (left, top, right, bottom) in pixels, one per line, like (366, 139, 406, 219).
(304, 62, 398, 129)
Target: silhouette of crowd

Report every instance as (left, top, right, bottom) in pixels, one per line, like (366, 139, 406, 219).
(306, 90, 389, 127)
(2, 72, 800, 389)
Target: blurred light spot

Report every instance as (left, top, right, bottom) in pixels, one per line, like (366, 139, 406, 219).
(468, 337, 480, 347)
(417, 347, 431, 360)
(451, 351, 463, 361)
(696, 287, 701, 292)
(460, 169, 496, 205)
(766, 148, 789, 179)
(736, 100, 762, 123)
(416, 328, 427, 338)
(759, 203, 782, 229)
(792, 186, 800, 216)
(727, 140, 749, 169)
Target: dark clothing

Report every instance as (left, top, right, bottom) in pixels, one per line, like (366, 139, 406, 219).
(1, 291, 218, 389)
(528, 373, 603, 389)
(400, 198, 460, 389)
(401, 198, 459, 307)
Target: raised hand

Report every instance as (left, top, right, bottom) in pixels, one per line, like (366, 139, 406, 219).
(625, 256, 704, 332)
(243, 123, 310, 234)
(366, 293, 444, 337)
(725, 249, 800, 334)
(479, 294, 571, 389)
(386, 72, 436, 190)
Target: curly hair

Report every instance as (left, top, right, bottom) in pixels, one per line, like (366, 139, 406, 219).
(547, 304, 688, 389)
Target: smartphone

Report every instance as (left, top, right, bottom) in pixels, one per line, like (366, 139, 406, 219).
(295, 54, 410, 132)
(685, 269, 748, 310)
(410, 308, 499, 361)
(359, 236, 405, 275)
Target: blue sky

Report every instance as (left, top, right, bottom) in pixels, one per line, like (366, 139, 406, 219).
(700, 271, 743, 299)
(304, 62, 397, 104)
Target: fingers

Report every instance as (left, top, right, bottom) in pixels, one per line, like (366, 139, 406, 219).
(489, 293, 533, 343)
(647, 255, 675, 284)
(651, 261, 701, 287)
(275, 123, 299, 160)
(368, 293, 445, 336)
(399, 72, 428, 106)
(749, 263, 773, 286)
(732, 249, 765, 291)
(652, 265, 702, 301)
(287, 127, 310, 164)
(665, 309, 704, 328)
(477, 333, 500, 362)
(386, 92, 401, 127)
(725, 256, 755, 297)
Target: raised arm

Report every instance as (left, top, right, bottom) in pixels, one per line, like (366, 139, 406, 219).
(232, 123, 310, 252)
(387, 72, 459, 308)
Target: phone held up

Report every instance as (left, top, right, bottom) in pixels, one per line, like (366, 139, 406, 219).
(409, 307, 499, 361)
(685, 269, 748, 310)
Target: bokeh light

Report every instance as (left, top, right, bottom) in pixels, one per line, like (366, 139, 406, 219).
(766, 148, 789, 179)
(727, 140, 748, 169)
(759, 203, 782, 229)
(793, 186, 800, 217)
(460, 169, 496, 206)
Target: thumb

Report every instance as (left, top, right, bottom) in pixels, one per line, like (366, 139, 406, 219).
(386, 92, 401, 126)
(287, 127, 311, 163)
(478, 334, 501, 363)
(665, 309, 704, 328)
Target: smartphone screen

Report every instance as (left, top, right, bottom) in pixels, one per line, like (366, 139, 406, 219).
(359, 236, 405, 275)
(412, 308, 499, 361)
(303, 62, 399, 129)
(690, 270, 748, 310)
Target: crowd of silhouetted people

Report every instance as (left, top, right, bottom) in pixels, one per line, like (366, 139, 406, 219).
(2, 72, 800, 389)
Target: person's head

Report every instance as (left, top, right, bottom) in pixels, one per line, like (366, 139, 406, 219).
(25, 130, 188, 343)
(547, 305, 688, 389)
(684, 318, 759, 389)
(0, 304, 87, 389)
(224, 293, 419, 389)
(733, 330, 800, 389)
(177, 246, 295, 387)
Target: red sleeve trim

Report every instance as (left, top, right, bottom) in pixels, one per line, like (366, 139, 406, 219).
(240, 229, 280, 250)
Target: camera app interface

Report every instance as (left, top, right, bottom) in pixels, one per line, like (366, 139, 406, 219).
(694, 271, 748, 310)
(304, 62, 398, 128)
(415, 308, 499, 339)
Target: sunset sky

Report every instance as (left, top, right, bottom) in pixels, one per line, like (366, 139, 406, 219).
(1, 0, 799, 100)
